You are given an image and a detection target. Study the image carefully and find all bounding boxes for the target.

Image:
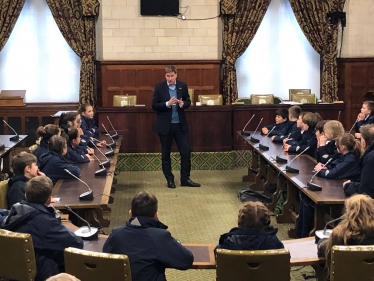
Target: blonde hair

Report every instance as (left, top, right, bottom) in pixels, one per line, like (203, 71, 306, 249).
(46, 273, 80, 281)
(325, 195, 374, 275)
(323, 120, 344, 140)
(336, 133, 361, 157)
(237, 201, 270, 229)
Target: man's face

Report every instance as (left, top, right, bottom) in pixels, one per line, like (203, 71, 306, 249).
(165, 71, 177, 85)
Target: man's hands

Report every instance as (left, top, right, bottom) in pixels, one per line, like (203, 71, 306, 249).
(168, 97, 183, 108)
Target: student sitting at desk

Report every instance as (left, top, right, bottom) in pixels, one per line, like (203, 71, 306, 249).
(272, 105, 302, 143)
(344, 124, 374, 198)
(38, 136, 80, 185)
(261, 108, 289, 137)
(1, 176, 83, 281)
(354, 101, 374, 139)
(216, 201, 284, 251)
(65, 128, 93, 164)
(315, 120, 344, 164)
(103, 191, 193, 281)
(78, 104, 106, 147)
(31, 125, 62, 160)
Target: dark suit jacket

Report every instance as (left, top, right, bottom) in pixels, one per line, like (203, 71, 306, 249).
(152, 80, 191, 135)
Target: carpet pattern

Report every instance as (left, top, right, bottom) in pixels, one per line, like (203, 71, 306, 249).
(106, 168, 316, 281)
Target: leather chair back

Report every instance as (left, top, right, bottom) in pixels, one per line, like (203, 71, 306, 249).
(0, 179, 9, 209)
(198, 94, 223, 105)
(250, 94, 274, 104)
(289, 89, 311, 100)
(113, 95, 137, 106)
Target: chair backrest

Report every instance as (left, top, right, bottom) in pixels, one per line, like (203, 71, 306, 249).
(289, 89, 311, 100)
(331, 245, 374, 281)
(274, 96, 283, 104)
(216, 248, 290, 281)
(198, 94, 223, 105)
(234, 97, 251, 105)
(0, 179, 9, 209)
(188, 88, 195, 105)
(291, 94, 316, 104)
(64, 247, 132, 281)
(250, 94, 274, 104)
(0, 229, 36, 281)
(113, 95, 137, 106)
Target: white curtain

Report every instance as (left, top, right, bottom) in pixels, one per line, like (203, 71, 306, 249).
(0, 0, 81, 103)
(235, 0, 320, 100)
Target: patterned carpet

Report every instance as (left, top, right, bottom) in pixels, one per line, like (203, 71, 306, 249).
(105, 168, 316, 281)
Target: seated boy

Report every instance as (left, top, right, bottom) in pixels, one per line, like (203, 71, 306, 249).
(355, 101, 374, 139)
(7, 152, 46, 208)
(1, 176, 83, 281)
(103, 191, 194, 281)
(272, 105, 302, 143)
(261, 108, 289, 137)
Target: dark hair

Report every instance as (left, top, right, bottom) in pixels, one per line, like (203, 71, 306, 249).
(37, 124, 61, 141)
(11, 152, 37, 175)
(275, 108, 288, 120)
(131, 191, 158, 217)
(288, 105, 301, 119)
(25, 176, 53, 204)
(336, 133, 361, 157)
(315, 120, 328, 133)
(237, 201, 270, 229)
(59, 112, 79, 128)
(78, 104, 93, 115)
(360, 124, 374, 147)
(67, 128, 80, 143)
(363, 101, 374, 113)
(165, 65, 177, 74)
(49, 136, 67, 154)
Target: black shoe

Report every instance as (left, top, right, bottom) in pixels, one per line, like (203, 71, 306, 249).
(181, 179, 201, 187)
(167, 180, 176, 189)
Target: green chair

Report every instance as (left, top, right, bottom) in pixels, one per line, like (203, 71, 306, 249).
(274, 96, 283, 104)
(251, 94, 274, 104)
(234, 97, 251, 104)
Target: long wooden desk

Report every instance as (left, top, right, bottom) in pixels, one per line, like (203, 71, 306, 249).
(52, 135, 123, 227)
(0, 135, 28, 174)
(239, 132, 346, 237)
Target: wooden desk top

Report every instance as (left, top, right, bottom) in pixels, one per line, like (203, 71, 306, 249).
(0, 135, 28, 157)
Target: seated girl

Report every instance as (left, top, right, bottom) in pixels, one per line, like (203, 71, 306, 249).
(215, 201, 284, 252)
(315, 120, 344, 164)
(31, 125, 61, 160)
(65, 128, 93, 164)
(79, 104, 106, 147)
(38, 136, 80, 185)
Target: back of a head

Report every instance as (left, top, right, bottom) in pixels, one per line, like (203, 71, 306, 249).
(336, 133, 361, 157)
(237, 201, 270, 229)
(315, 120, 328, 134)
(275, 108, 288, 120)
(324, 120, 344, 140)
(37, 124, 61, 140)
(67, 128, 80, 143)
(288, 105, 301, 119)
(49, 135, 67, 154)
(46, 273, 81, 281)
(360, 124, 374, 147)
(342, 194, 374, 233)
(11, 152, 37, 175)
(25, 176, 53, 204)
(302, 112, 322, 128)
(59, 112, 78, 128)
(131, 191, 158, 217)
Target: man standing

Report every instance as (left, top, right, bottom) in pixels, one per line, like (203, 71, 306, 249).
(102, 191, 194, 281)
(152, 65, 200, 188)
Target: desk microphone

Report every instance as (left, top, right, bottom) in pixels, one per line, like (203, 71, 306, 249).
(306, 158, 333, 191)
(91, 154, 108, 177)
(337, 110, 341, 121)
(348, 119, 359, 134)
(106, 116, 119, 140)
(64, 205, 98, 240)
(102, 124, 116, 149)
(275, 133, 291, 163)
(258, 126, 275, 151)
(241, 114, 255, 136)
(315, 215, 344, 243)
(64, 169, 93, 201)
(90, 141, 110, 167)
(249, 118, 263, 143)
(285, 146, 310, 173)
(3, 120, 19, 141)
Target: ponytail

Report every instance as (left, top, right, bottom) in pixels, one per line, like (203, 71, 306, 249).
(336, 133, 362, 157)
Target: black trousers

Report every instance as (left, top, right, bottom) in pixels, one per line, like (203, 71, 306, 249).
(296, 192, 315, 238)
(159, 123, 191, 182)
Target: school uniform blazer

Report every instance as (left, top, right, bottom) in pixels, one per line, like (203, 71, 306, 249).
(265, 120, 290, 137)
(315, 140, 338, 164)
(272, 121, 300, 143)
(355, 113, 374, 133)
(317, 152, 360, 181)
(287, 127, 317, 158)
(152, 80, 191, 135)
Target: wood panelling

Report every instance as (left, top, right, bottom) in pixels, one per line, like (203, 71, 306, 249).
(95, 60, 222, 107)
(337, 58, 374, 130)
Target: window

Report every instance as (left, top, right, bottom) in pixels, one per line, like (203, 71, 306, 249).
(235, 0, 320, 100)
(0, 0, 81, 103)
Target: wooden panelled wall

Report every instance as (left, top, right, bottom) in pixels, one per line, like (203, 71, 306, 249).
(96, 60, 222, 107)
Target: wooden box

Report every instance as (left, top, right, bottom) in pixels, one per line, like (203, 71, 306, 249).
(0, 90, 26, 106)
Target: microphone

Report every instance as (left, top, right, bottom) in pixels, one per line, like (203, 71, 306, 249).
(249, 118, 263, 143)
(258, 126, 276, 151)
(101, 124, 116, 149)
(306, 158, 333, 191)
(337, 110, 341, 121)
(3, 120, 19, 141)
(285, 146, 310, 173)
(348, 119, 359, 134)
(90, 141, 111, 167)
(240, 114, 255, 136)
(91, 154, 108, 177)
(106, 116, 119, 140)
(275, 133, 291, 163)
(65, 205, 98, 240)
(315, 215, 344, 243)
(64, 169, 93, 201)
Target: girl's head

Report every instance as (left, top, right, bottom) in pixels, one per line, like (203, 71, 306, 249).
(275, 108, 288, 124)
(37, 124, 61, 141)
(67, 128, 81, 148)
(49, 136, 67, 156)
(237, 201, 271, 229)
(59, 112, 81, 130)
(361, 101, 374, 116)
(315, 120, 328, 139)
(79, 104, 94, 118)
(323, 120, 344, 140)
(336, 133, 361, 157)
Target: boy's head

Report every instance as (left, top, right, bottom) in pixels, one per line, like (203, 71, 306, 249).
(288, 105, 301, 121)
(49, 136, 68, 156)
(300, 112, 322, 131)
(11, 152, 38, 178)
(25, 176, 53, 205)
(275, 108, 288, 124)
(360, 124, 374, 149)
(238, 201, 270, 229)
(130, 191, 158, 218)
(315, 120, 328, 139)
(361, 101, 374, 116)
(324, 120, 344, 140)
